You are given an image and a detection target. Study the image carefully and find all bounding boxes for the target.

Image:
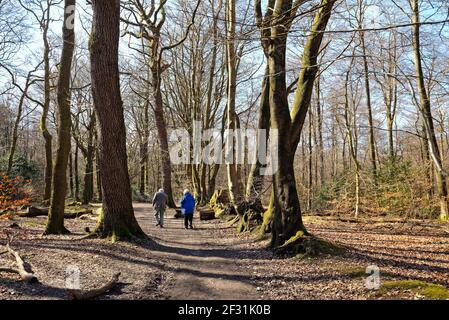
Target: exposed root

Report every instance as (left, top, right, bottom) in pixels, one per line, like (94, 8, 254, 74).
(236, 209, 263, 233)
(274, 231, 345, 258)
(81, 222, 149, 243)
(227, 215, 240, 227)
(42, 225, 71, 236)
(67, 272, 121, 300)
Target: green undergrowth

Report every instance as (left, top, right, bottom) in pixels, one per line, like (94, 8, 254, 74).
(379, 280, 449, 300)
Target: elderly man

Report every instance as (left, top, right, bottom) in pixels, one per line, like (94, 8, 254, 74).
(152, 188, 168, 228)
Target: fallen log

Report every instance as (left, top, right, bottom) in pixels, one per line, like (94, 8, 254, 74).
(199, 208, 215, 221)
(18, 206, 93, 219)
(64, 209, 93, 219)
(67, 272, 121, 300)
(18, 206, 48, 217)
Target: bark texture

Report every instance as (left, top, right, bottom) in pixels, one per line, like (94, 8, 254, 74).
(89, 0, 145, 240)
(44, 0, 76, 235)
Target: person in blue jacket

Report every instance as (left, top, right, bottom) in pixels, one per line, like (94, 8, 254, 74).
(180, 189, 195, 229)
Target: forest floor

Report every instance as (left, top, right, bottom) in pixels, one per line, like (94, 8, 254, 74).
(0, 203, 448, 300)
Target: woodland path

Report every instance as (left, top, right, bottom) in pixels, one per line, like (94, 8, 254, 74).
(133, 203, 262, 300)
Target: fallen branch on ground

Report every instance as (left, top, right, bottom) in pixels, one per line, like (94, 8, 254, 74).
(66, 272, 121, 300)
(0, 233, 38, 283)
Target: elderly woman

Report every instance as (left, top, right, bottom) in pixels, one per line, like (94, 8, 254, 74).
(180, 189, 195, 229)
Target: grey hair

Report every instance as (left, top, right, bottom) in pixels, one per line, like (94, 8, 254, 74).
(183, 189, 190, 195)
(159, 188, 164, 193)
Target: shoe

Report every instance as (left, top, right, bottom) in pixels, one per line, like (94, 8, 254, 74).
(155, 223, 160, 227)
(160, 225, 164, 228)
(189, 225, 193, 229)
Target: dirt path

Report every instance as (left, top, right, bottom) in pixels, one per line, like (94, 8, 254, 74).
(2, 203, 448, 300)
(133, 203, 262, 300)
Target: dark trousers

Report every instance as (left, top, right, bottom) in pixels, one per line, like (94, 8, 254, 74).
(184, 213, 193, 228)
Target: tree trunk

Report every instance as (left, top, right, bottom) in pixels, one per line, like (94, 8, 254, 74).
(139, 141, 147, 196)
(95, 125, 102, 202)
(225, 0, 243, 210)
(359, 18, 377, 179)
(151, 65, 176, 208)
(74, 144, 80, 201)
(246, 65, 270, 212)
(7, 78, 30, 174)
(344, 64, 361, 218)
(82, 112, 96, 205)
(410, 0, 448, 220)
(82, 148, 94, 205)
(139, 100, 150, 196)
(44, 0, 76, 235)
(89, 0, 145, 240)
(267, 0, 305, 247)
(315, 75, 325, 187)
(69, 149, 74, 198)
(268, 0, 334, 248)
(42, 22, 53, 202)
(307, 111, 313, 212)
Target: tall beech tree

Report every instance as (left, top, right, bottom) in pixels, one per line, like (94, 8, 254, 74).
(18, 0, 58, 202)
(357, 0, 377, 179)
(255, 0, 335, 249)
(122, 0, 201, 208)
(89, 0, 145, 240)
(225, 0, 244, 211)
(44, 0, 75, 235)
(409, 0, 448, 221)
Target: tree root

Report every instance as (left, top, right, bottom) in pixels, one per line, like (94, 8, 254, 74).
(274, 231, 345, 258)
(42, 225, 71, 236)
(81, 224, 149, 243)
(0, 233, 38, 283)
(227, 215, 240, 227)
(67, 272, 121, 300)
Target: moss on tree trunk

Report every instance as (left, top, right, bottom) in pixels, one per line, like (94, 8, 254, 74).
(44, 0, 76, 235)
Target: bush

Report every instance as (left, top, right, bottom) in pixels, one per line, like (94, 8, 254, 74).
(0, 175, 32, 211)
(0, 154, 40, 181)
(312, 160, 438, 218)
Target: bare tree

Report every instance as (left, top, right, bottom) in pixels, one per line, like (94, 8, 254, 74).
(122, 0, 201, 208)
(89, 0, 145, 239)
(44, 0, 76, 235)
(409, 0, 448, 220)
